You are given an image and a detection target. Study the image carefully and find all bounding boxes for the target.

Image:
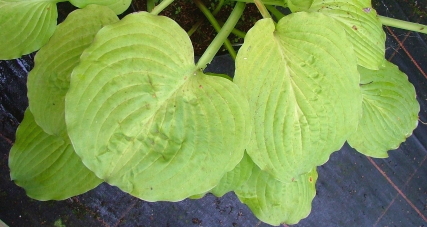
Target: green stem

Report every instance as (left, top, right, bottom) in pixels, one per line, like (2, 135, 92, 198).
(147, 0, 155, 12)
(188, 20, 204, 37)
(231, 27, 246, 39)
(188, 0, 224, 37)
(254, 0, 271, 19)
(196, 2, 246, 70)
(266, 5, 284, 21)
(212, 0, 225, 15)
(150, 0, 174, 15)
(189, 20, 246, 39)
(193, 0, 237, 59)
(379, 15, 427, 34)
(230, 26, 247, 38)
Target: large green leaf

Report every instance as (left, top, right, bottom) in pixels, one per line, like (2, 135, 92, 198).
(65, 12, 251, 202)
(210, 152, 254, 197)
(234, 13, 361, 183)
(0, 0, 59, 60)
(309, 0, 386, 69)
(9, 110, 102, 201)
(27, 5, 119, 138)
(235, 162, 318, 225)
(69, 0, 131, 15)
(348, 61, 419, 158)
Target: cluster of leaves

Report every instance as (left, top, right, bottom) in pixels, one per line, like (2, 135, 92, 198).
(2, 0, 420, 225)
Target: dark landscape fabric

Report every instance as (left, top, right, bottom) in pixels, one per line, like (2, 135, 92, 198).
(1, 0, 427, 226)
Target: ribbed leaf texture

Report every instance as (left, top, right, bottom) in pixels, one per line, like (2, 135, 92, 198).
(0, 0, 59, 59)
(309, 0, 386, 69)
(65, 12, 251, 202)
(27, 5, 119, 138)
(234, 13, 361, 183)
(9, 110, 102, 200)
(348, 61, 419, 157)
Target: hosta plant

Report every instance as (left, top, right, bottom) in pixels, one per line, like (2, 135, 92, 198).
(2, 0, 424, 225)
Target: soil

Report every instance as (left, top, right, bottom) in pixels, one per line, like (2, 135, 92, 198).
(131, 0, 262, 56)
(57, 0, 262, 56)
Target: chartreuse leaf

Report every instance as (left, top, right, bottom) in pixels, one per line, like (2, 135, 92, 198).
(188, 193, 206, 199)
(210, 152, 254, 197)
(0, 0, 59, 60)
(65, 12, 251, 202)
(348, 61, 419, 158)
(308, 0, 386, 70)
(192, 152, 254, 198)
(235, 157, 318, 225)
(9, 110, 102, 201)
(27, 5, 119, 139)
(285, 0, 313, 12)
(234, 13, 361, 183)
(205, 72, 233, 81)
(69, 0, 131, 15)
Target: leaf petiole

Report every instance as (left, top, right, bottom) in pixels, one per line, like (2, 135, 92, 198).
(193, 0, 236, 59)
(150, 0, 174, 15)
(188, 0, 224, 36)
(147, 0, 155, 12)
(379, 15, 427, 34)
(212, 0, 225, 15)
(196, 2, 246, 70)
(254, 0, 271, 19)
(265, 5, 284, 21)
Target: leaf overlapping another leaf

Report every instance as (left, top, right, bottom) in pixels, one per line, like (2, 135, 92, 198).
(210, 152, 254, 197)
(348, 61, 420, 158)
(0, 0, 59, 60)
(308, 0, 386, 69)
(234, 13, 361, 183)
(65, 12, 251, 202)
(285, 0, 313, 12)
(235, 156, 318, 226)
(209, 152, 317, 225)
(69, 0, 131, 15)
(27, 5, 119, 139)
(9, 110, 102, 201)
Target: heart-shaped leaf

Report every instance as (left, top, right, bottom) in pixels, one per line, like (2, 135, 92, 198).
(65, 12, 251, 202)
(309, 0, 386, 69)
(9, 110, 102, 200)
(69, 0, 131, 15)
(0, 0, 59, 60)
(348, 61, 419, 157)
(234, 13, 361, 183)
(27, 5, 119, 138)
(235, 160, 318, 225)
